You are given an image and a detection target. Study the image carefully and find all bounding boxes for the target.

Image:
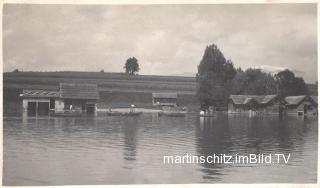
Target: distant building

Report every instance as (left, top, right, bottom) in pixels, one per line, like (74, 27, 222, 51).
(228, 95, 282, 114)
(284, 95, 317, 116)
(20, 83, 99, 116)
(152, 93, 178, 107)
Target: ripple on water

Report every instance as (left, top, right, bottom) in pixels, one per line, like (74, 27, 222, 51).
(3, 114, 318, 185)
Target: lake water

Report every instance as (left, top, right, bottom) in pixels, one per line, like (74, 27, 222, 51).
(3, 113, 318, 185)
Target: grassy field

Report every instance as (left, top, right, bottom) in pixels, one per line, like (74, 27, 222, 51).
(3, 71, 200, 114)
(4, 71, 197, 94)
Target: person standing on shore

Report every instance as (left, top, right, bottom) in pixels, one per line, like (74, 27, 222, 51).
(130, 104, 135, 113)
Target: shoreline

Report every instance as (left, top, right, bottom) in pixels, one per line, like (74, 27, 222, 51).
(97, 107, 162, 113)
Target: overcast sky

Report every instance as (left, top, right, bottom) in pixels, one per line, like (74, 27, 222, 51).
(3, 3, 317, 82)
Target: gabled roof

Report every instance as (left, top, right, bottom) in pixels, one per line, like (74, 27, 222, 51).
(284, 95, 308, 105)
(230, 95, 277, 105)
(310, 96, 318, 105)
(259, 95, 278, 104)
(152, 93, 177, 98)
(21, 89, 60, 98)
(59, 83, 99, 100)
(243, 97, 253, 104)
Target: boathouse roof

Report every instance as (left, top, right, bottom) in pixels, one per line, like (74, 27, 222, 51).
(59, 83, 99, 100)
(152, 93, 178, 98)
(230, 95, 277, 105)
(284, 95, 311, 106)
(21, 89, 60, 98)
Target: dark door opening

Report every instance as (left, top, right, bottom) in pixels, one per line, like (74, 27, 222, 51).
(82, 103, 86, 111)
(38, 102, 49, 115)
(27, 102, 37, 116)
(50, 99, 55, 110)
(86, 104, 95, 114)
(303, 104, 308, 115)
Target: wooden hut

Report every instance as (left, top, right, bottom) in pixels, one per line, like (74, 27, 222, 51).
(284, 95, 317, 116)
(20, 90, 60, 116)
(59, 83, 99, 113)
(152, 93, 178, 107)
(228, 95, 282, 114)
(20, 83, 99, 115)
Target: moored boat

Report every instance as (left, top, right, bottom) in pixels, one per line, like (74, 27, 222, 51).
(199, 114, 216, 117)
(50, 111, 83, 117)
(158, 111, 187, 117)
(106, 111, 142, 116)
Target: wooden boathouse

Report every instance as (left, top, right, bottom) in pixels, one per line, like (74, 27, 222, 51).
(284, 95, 317, 116)
(228, 95, 282, 114)
(20, 83, 99, 116)
(152, 93, 178, 107)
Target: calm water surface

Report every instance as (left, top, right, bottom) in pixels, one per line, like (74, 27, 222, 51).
(3, 113, 318, 185)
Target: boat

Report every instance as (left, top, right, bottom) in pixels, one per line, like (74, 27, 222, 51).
(106, 111, 142, 116)
(158, 111, 187, 117)
(199, 114, 216, 117)
(50, 111, 83, 117)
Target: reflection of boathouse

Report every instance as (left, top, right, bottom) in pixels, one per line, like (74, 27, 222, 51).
(284, 95, 317, 116)
(152, 93, 178, 107)
(20, 83, 99, 116)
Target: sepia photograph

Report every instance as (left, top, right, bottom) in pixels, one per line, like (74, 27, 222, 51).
(2, 1, 318, 186)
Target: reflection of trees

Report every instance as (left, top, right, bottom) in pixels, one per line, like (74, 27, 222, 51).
(230, 117, 304, 154)
(196, 115, 231, 182)
(121, 117, 140, 161)
(196, 115, 317, 182)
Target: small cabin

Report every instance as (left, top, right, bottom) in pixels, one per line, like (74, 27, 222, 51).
(20, 83, 99, 116)
(228, 95, 282, 114)
(284, 95, 317, 116)
(20, 90, 61, 116)
(152, 93, 178, 107)
(59, 83, 99, 114)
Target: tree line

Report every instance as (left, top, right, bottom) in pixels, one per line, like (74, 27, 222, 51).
(197, 44, 310, 108)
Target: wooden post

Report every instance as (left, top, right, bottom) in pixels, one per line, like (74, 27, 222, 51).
(36, 102, 38, 117)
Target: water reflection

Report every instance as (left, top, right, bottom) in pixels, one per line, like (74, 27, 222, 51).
(196, 115, 231, 182)
(195, 115, 317, 183)
(3, 113, 318, 185)
(121, 117, 139, 161)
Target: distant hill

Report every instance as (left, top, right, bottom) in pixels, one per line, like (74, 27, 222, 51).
(3, 71, 197, 94)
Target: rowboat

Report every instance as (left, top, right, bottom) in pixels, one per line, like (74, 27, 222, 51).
(106, 111, 142, 116)
(199, 114, 216, 117)
(158, 111, 187, 117)
(50, 112, 82, 117)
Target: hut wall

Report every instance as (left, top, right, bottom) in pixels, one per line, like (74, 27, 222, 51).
(153, 98, 177, 105)
(22, 99, 28, 111)
(261, 103, 280, 114)
(227, 104, 248, 113)
(228, 102, 236, 113)
(286, 107, 298, 115)
(287, 101, 316, 115)
(55, 99, 64, 112)
(228, 102, 280, 114)
(22, 98, 50, 111)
